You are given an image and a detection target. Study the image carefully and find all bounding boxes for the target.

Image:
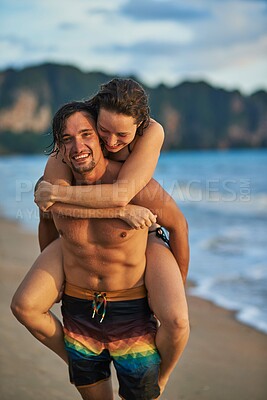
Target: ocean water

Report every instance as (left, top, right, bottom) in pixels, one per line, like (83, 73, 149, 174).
(0, 149, 266, 334)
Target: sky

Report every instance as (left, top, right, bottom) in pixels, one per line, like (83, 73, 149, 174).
(0, 0, 267, 94)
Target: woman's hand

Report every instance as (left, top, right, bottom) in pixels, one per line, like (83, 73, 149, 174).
(119, 204, 157, 229)
(34, 181, 55, 211)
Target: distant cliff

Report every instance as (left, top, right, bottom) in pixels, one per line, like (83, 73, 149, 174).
(0, 63, 266, 154)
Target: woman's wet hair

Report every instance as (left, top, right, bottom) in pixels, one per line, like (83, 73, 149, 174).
(87, 78, 150, 135)
(47, 79, 150, 155)
(49, 101, 97, 155)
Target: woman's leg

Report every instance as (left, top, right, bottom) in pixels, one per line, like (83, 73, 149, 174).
(11, 239, 68, 363)
(145, 232, 190, 393)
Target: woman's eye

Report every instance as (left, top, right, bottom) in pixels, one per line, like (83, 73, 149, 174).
(99, 126, 108, 133)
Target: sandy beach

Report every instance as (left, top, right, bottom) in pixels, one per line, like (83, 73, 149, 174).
(0, 217, 267, 400)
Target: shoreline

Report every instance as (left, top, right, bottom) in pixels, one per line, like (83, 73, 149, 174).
(1, 216, 267, 399)
(186, 280, 267, 337)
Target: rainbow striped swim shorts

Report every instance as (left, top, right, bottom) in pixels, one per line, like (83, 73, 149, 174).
(61, 282, 161, 400)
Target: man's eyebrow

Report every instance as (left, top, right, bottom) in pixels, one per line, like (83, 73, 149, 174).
(62, 128, 94, 136)
(79, 128, 94, 133)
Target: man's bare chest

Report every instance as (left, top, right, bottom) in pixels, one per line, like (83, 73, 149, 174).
(52, 214, 135, 247)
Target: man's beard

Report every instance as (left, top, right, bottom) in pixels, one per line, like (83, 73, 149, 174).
(70, 159, 96, 174)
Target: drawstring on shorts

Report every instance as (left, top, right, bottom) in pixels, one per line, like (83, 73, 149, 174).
(92, 292, 107, 323)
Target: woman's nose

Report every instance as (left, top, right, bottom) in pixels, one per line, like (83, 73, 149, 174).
(106, 134, 117, 146)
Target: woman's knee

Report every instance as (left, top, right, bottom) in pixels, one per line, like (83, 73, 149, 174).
(160, 313, 190, 337)
(11, 291, 39, 325)
(172, 316, 190, 334)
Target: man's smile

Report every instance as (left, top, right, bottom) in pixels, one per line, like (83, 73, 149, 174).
(72, 152, 92, 162)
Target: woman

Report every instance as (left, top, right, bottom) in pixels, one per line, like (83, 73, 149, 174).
(12, 78, 190, 394)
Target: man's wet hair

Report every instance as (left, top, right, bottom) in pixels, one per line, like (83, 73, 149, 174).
(87, 78, 150, 135)
(50, 101, 97, 155)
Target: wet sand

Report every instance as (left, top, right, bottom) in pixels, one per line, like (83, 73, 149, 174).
(0, 217, 267, 400)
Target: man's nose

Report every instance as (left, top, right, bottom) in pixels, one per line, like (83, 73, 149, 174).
(73, 137, 85, 152)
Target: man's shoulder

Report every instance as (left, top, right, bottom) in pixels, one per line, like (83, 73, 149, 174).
(103, 159, 121, 182)
(34, 176, 44, 192)
(132, 178, 164, 205)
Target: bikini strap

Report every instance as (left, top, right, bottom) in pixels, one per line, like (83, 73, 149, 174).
(148, 227, 170, 246)
(128, 143, 132, 154)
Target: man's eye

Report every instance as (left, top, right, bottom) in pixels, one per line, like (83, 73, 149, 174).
(62, 137, 71, 143)
(83, 132, 91, 137)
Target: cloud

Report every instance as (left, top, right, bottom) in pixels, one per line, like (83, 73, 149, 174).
(97, 41, 182, 56)
(0, 0, 266, 93)
(0, 0, 37, 13)
(58, 22, 78, 31)
(0, 35, 24, 46)
(120, 0, 212, 21)
(239, 0, 267, 2)
(0, 35, 34, 52)
(181, 0, 267, 51)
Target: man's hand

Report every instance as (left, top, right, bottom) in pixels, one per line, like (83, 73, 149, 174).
(119, 204, 157, 229)
(35, 181, 55, 211)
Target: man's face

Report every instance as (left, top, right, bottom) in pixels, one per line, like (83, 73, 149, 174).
(59, 112, 101, 174)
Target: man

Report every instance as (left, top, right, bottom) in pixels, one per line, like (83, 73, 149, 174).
(12, 102, 189, 400)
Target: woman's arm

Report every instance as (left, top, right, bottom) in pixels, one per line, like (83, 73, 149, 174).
(49, 203, 157, 229)
(35, 177, 156, 232)
(44, 153, 73, 185)
(37, 154, 73, 210)
(35, 120, 164, 210)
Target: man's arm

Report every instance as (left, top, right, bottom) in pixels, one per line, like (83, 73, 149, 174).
(132, 179, 189, 284)
(38, 210, 59, 252)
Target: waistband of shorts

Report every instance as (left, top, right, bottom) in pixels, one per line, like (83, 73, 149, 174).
(64, 281, 147, 301)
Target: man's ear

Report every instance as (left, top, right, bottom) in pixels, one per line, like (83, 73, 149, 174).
(57, 145, 67, 164)
(34, 176, 44, 193)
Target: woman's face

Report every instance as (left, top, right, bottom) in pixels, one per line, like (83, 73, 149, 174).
(97, 108, 139, 153)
